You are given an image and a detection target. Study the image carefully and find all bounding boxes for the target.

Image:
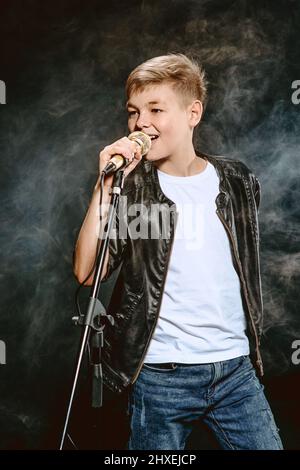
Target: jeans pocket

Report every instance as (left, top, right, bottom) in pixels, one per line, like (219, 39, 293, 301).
(143, 363, 178, 372)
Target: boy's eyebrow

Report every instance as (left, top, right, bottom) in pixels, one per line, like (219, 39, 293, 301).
(126, 100, 165, 109)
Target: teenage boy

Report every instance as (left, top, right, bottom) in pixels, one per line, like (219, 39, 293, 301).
(73, 53, 283, 450)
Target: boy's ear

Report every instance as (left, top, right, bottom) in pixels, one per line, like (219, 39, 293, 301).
(188, 100, 203, 127)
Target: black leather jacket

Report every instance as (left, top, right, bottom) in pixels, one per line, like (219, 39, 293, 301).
(101, 150, 264, 394)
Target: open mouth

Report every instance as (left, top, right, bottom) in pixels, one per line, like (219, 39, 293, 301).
(149, 135, 159, 143)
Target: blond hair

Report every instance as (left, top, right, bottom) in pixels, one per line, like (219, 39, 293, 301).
(126, 53, 208, 109)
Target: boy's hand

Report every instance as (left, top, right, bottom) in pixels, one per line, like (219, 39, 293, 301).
(99, 136, 143, 187)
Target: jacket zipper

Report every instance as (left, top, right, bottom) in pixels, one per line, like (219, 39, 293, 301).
(216, 206, 264, 376)
(131, 210, 179, 384)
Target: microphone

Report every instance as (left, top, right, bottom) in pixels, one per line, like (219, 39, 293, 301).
(102, 131, 152, 176)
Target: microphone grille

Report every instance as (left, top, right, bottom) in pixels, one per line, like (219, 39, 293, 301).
(128, 131, 151, 156)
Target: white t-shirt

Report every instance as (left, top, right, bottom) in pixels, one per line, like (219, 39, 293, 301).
(144, 160, 249, 364)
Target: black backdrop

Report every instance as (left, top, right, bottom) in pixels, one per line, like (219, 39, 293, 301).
(0, 0, 299, 450)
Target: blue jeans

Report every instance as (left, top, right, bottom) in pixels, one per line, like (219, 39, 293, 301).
(127, 355, 283, 450)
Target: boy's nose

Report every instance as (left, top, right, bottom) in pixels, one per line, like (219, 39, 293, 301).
(135, 112, 151, 129)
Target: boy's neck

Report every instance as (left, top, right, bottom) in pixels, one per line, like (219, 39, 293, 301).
(153, 144, 207, 177)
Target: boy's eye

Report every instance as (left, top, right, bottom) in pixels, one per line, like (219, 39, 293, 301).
(128, 111, 137, 117)
(127, 108, 162, 117)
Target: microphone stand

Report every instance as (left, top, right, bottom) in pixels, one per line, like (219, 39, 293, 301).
(59, 169, 126, 450)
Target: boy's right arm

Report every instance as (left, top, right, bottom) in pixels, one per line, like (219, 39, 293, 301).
(73, 136, 143, 286)
(73, 176, 111, 285)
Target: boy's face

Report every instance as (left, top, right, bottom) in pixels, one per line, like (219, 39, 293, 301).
(126, 82, 199, 163)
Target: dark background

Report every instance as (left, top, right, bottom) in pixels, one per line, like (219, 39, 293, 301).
(0, 0, 299, 450)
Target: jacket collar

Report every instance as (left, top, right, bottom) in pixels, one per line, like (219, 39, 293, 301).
(142, 149, 229, 210)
